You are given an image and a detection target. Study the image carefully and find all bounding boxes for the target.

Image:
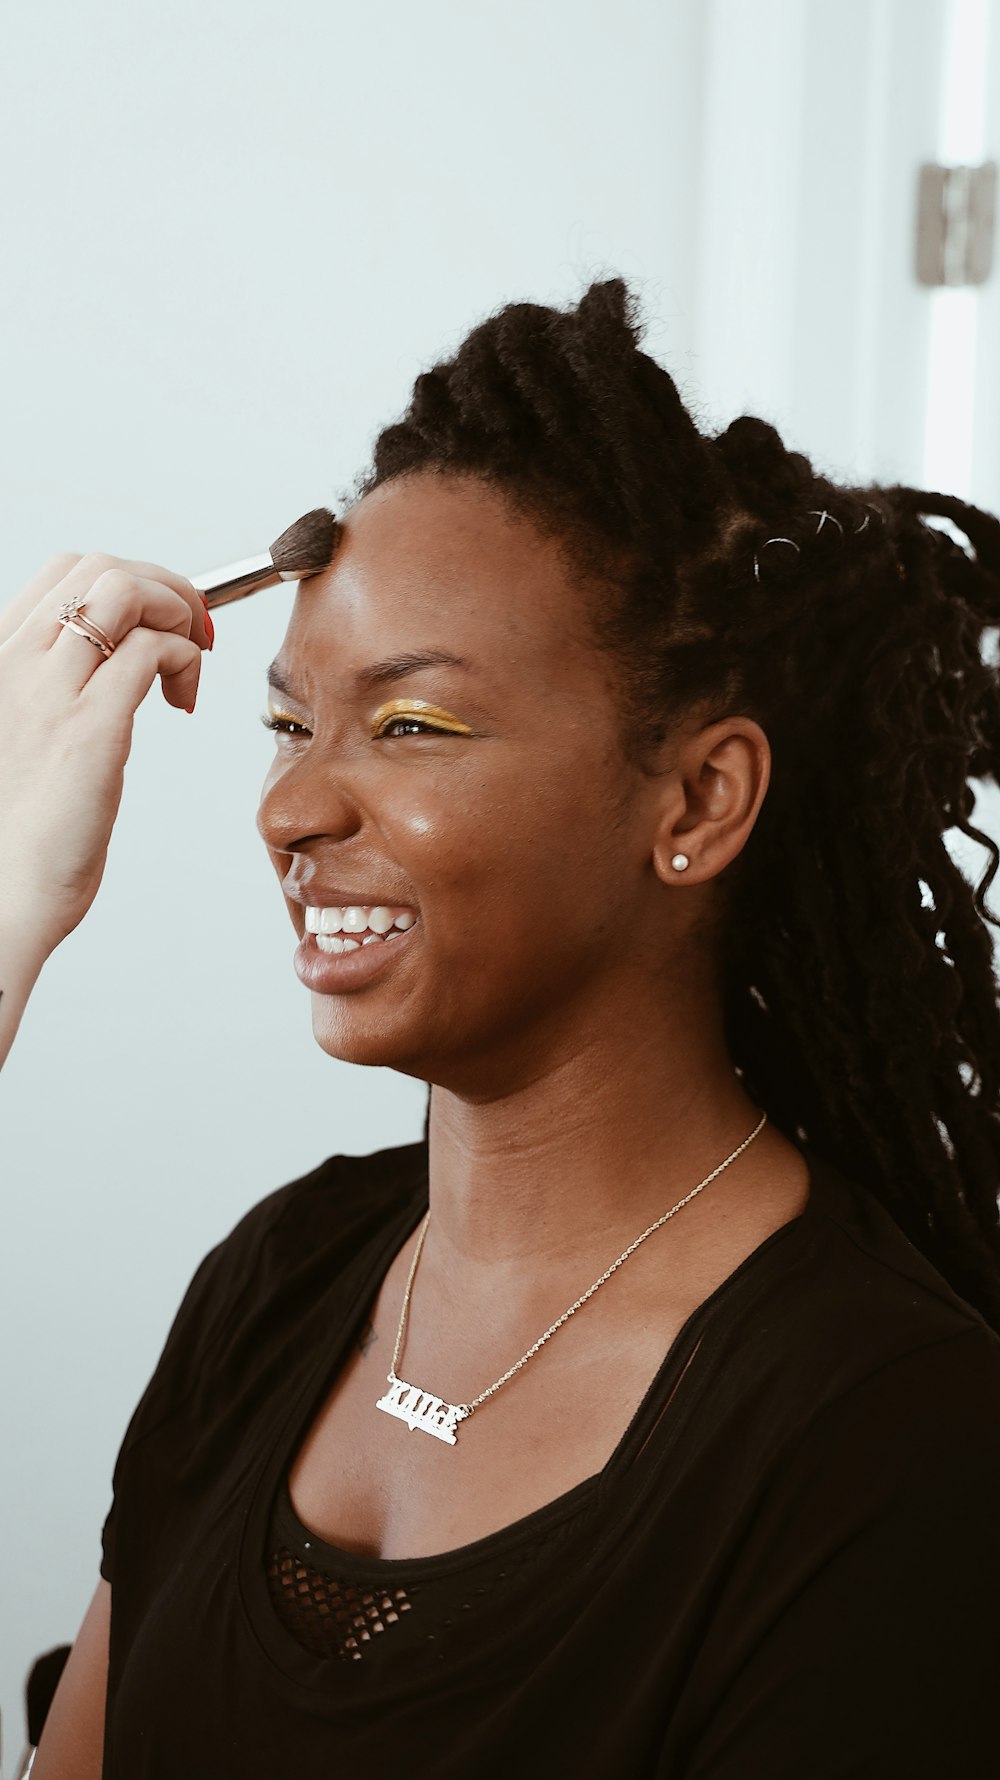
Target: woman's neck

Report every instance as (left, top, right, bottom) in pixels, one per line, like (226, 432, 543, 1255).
(421, 970, 779, 1283)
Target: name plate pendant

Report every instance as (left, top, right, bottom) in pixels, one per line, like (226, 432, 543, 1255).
(375, 1373, 471, 1445)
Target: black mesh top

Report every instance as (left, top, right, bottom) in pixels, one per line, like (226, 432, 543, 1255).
(98, 1137, 1000, 1778)
(265, 1464, 598, 1666)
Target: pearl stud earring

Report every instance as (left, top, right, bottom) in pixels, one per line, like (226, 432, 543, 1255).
(671, 853, 690, 871)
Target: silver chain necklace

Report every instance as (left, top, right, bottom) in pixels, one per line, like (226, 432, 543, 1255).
(374, 1110, 768, 1446)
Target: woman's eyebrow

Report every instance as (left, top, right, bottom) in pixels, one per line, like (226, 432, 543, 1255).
(266, 649, 473, 703)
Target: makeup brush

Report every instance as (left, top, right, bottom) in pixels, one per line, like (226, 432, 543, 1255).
(190, 507, 340, 611)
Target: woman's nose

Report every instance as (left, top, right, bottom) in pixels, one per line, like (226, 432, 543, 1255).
(255, 757, 363, 853)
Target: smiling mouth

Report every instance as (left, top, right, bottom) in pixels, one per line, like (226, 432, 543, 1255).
(295, 912, 421, 994)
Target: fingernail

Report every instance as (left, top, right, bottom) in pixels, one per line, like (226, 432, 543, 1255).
(185, 703, 196, 714)
(201, 601, 215, 651)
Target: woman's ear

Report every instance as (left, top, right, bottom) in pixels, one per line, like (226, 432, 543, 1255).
(651, 716, 771, 888)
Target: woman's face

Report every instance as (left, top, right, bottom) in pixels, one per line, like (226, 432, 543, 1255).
(257, 471, 681, 1089)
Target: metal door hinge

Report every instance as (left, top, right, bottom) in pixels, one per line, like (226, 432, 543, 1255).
(916, 161, 996, 286)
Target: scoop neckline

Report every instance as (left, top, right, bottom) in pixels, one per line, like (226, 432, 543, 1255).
(238, 1137, 832, 1676)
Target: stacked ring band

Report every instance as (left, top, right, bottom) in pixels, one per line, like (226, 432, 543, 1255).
(57, 594, 117, 659)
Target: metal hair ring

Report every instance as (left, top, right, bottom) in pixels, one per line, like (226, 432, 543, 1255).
(807, 509, 844, 535)
(752, 500, 883, 580)
(753, 537, 800, 582)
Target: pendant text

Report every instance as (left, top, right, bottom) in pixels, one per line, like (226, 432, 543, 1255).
(375, 1374, 470, 1445)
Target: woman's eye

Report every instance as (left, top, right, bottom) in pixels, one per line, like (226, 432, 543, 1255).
(376, 717, 440, 738)
(260, 714, 309, 737)
(260, 714, 448, 740)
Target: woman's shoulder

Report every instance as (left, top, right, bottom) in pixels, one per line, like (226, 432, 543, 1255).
(221, 1136, 428, 1277)
(794, 1144, 1000, 1348)
(191, 1138, 429, 1335)
(158, 1140, 425, 1368)
(711, 1143, 1000, 1459)
(107, 1141, 428, 1454)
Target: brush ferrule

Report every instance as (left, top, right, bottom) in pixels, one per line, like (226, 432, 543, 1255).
(190, 552, 277, 599)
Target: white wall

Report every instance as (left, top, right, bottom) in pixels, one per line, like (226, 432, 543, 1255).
(2, 0, 993, 1762)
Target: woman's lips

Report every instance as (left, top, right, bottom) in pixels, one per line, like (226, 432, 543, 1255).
(293, 920, 418, 993)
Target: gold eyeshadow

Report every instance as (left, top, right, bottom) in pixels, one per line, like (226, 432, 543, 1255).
(261, 697, 476, 738)
(372, 698, 474, 735)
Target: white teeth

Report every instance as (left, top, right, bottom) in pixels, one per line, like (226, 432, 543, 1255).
(315, 925, 413, 955)
(306, 904, 419, 944)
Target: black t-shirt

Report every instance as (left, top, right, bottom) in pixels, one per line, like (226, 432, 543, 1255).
(98, 1138, 1000, 1777)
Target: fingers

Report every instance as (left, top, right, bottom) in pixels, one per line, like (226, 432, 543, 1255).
(0, 552, 83, 648)
(79, 621, 203, 717)
(18, 552, 212, 656)
(44, 573, 203, 706)
(2, 550, 214, 717)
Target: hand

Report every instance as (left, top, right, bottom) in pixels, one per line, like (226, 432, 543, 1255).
(0, 552, 213, 957)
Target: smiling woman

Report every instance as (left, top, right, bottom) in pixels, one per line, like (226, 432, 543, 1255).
(20, 278, 1000, 1779)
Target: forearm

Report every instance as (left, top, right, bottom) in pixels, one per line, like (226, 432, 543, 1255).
(0, 921, 51, 1071)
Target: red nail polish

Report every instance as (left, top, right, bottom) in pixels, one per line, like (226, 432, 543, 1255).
(203, 608, 215, 650)
(185, 704, 195, 714)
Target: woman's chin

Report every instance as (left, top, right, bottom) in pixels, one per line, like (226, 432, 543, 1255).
(308, 1007, 433, 1075)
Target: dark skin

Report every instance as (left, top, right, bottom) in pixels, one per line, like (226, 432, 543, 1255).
(256, 470, 810, 1558)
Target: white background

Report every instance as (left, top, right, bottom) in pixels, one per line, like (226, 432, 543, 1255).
(1, 0, 997, 1764)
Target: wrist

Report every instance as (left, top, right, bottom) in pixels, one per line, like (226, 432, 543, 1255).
(0, 919, 52, 1071)
(0, 911, 57, 979)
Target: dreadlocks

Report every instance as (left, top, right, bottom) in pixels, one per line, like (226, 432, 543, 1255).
(339, 276, 1000, 1333)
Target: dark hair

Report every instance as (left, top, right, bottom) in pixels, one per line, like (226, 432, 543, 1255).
(341, 277, 1000, 1332)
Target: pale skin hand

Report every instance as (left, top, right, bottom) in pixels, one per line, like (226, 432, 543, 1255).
(0, 551, 212, 960)
(1, 561, 207, 1744)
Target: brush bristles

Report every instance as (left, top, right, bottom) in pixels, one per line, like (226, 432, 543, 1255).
(270, 507, 339, 575)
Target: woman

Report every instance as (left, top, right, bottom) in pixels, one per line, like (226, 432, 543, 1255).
(8, 279, 1000, 1778)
